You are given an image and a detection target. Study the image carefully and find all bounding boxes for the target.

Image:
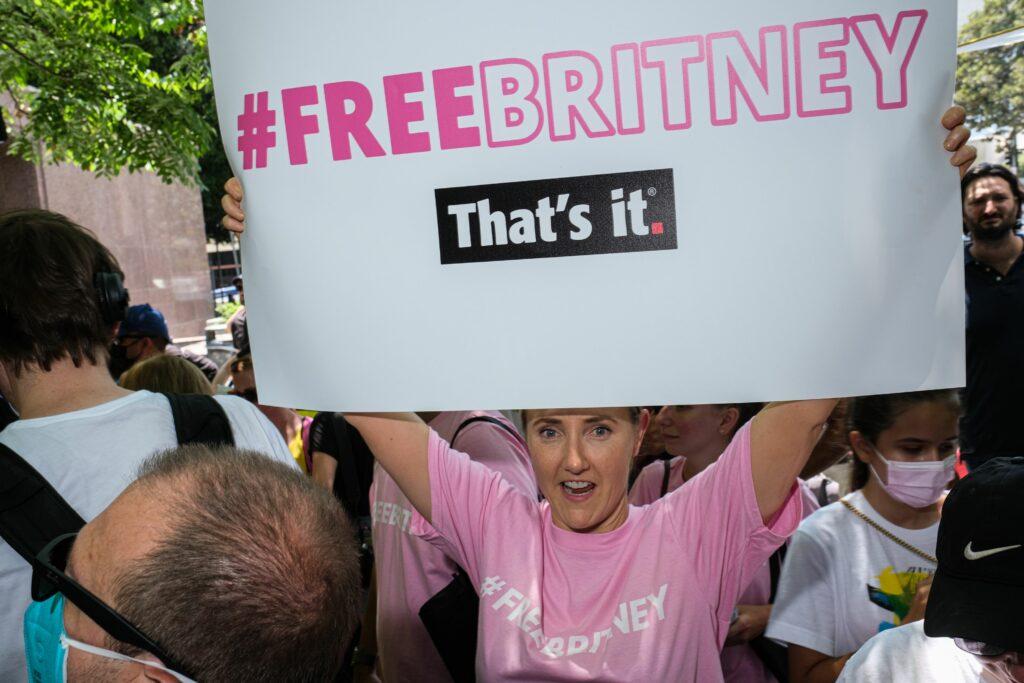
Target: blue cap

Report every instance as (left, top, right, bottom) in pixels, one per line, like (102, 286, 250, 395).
(118, 304, 170, 342)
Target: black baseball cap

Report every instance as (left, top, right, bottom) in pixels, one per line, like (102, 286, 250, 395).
(924, 456, 1024, 652)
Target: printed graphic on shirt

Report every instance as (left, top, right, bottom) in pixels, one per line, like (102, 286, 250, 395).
(865, 566, 933, 632)
(372, 500, 414, 534)
(481, 575, 669, 659)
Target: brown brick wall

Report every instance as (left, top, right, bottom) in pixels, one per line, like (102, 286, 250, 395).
(0, 149, 210, 340)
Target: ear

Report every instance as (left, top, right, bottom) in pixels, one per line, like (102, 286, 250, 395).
(849, 430, 872, 464)
(719, 407, 740, 436)
(130, 658, 181, 683)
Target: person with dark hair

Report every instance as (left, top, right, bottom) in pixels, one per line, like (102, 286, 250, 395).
(22, 444, 362, 682)
(0, 210, 295, 682)
(227, 276, 249, 351)
(766, 390, 961, 683)
(960, 163, 1024, 471)
(629, 404, 763, 505)
(111, 304, 219, 382)
(836, 456, 1024, 683)
(797, 400, 850, 508)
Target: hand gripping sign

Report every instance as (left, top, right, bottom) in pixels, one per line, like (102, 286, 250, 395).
(205, 0, 963, 411)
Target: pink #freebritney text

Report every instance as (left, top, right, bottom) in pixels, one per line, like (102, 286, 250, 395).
(236, 10, 928, 170)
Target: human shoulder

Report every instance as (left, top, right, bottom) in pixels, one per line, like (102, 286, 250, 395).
(0, 391, 160, 441)
(211, 395, 294, 464)
(794, 491, 863, 540)
(840, 621, 983, 682)
(435, 411, 521, 445)
(629, 457, 683, 506)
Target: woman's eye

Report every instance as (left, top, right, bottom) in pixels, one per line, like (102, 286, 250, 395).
(539, 428, 558, 439)
(592, 426, 611, 437)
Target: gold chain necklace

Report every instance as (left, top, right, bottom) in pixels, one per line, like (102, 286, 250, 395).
(840, 499, 937, 565)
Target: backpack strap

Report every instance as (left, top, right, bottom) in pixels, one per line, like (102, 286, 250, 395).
(816, 478, 831, 508)
(660, 458, 673, 498)
(768, 543, 788, 603)
(163, 393, 235, 447)
(451, 415, 525, 449)
(0, 444, 86, 565)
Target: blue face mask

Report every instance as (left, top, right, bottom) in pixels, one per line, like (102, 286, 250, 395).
(23, 594, 197, 683)
(23, 594, 67, 683)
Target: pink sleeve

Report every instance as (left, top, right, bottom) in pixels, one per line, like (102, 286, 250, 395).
(629, 461, 664, 506)
(798, 480, 821, 517)
(450, 420, 537, 497)
(410, 430, 533, 584)
(663, 423, 801, 632)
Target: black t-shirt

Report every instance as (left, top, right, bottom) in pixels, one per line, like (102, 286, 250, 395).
(963, 238, 1024, 460)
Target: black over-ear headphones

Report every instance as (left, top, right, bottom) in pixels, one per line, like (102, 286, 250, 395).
(93, 271, 129, 324)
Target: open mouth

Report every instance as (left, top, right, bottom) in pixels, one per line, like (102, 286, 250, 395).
(561, 481, 596, 497)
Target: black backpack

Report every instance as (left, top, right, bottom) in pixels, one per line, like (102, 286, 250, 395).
(0, 394, 234, 569)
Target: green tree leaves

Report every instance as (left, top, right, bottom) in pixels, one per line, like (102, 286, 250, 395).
(956, 0, 1024, 167)
(0, 0, 214, 184)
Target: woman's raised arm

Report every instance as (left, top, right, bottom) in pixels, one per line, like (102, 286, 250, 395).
(345, 413, 433, 521)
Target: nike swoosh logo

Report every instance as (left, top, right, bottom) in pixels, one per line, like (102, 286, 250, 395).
(964, 542, 1022, 560)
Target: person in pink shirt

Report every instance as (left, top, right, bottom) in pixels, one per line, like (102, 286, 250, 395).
(341, 404, 817, 680)
(630, 403, 796, 683)
(368, 411, 536, 682)
(629, 404, 762, 508)
(630, 402, 850, 681)
(219, 107, 976, 679)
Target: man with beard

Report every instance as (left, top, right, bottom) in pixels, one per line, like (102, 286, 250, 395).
(961, 164, 1024, 470)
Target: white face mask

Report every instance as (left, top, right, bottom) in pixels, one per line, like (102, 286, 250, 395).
(61, 634, 196, 683)
(869, 447, 956, 508)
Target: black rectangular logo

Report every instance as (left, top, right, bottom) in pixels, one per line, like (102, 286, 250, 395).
(435, 169, 676, 265)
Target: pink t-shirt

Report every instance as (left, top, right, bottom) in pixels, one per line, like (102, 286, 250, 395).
(413, 422, 801, 680)
(631, 457, 820, 683)
(370, 411, 536, 683)
(629, 456, 686, 505)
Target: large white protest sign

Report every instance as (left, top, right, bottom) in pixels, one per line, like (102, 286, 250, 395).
(205, 0, 963, 411)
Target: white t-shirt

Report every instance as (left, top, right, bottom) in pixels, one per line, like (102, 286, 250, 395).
(837, 621, 989, 682)
(0, 390, 294, 682)
(765, 490, 938, 657)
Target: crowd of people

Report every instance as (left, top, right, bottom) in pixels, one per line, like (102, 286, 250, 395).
(0, 105, 1021, 682)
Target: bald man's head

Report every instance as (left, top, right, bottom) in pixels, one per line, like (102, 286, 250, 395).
(67, 445, 361, 682)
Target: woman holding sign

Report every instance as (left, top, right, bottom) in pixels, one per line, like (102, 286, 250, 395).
(221, 107, 975, 680)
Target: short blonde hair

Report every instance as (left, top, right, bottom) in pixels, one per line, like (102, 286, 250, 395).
(120, 354, 214, 395)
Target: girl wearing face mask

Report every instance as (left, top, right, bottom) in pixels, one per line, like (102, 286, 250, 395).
(765, 390, 960, 683)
